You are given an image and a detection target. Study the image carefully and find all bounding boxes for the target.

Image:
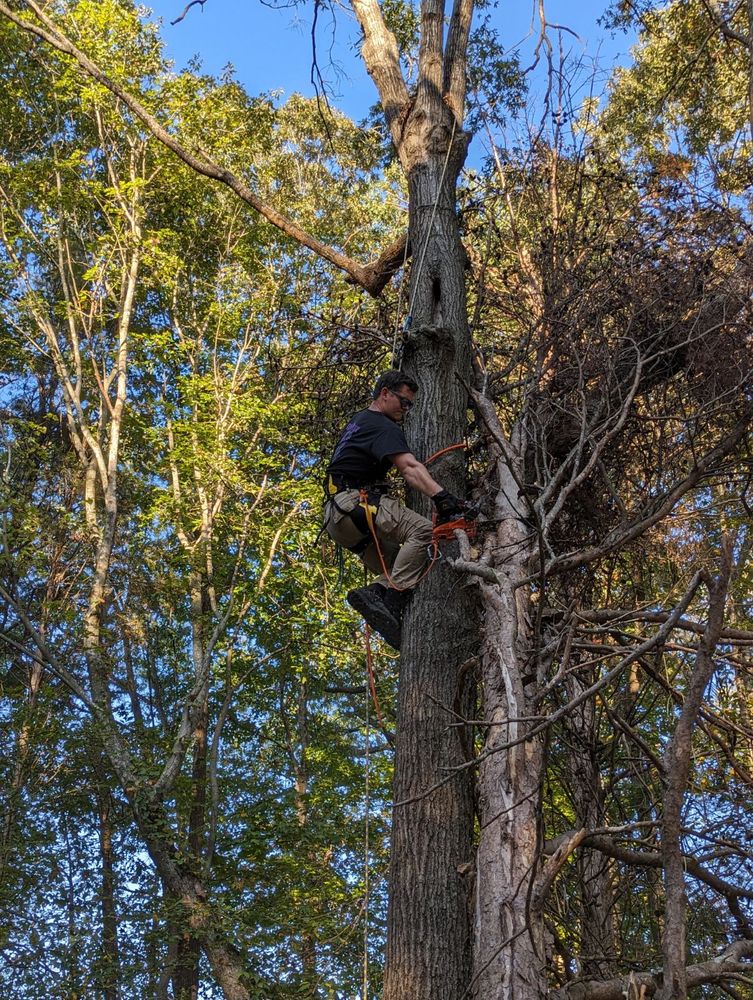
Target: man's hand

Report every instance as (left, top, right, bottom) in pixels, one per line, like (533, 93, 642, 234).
(432, 489, 471, 523)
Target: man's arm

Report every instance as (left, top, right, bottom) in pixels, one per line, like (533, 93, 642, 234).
(391, 452, 472, 522)
(390, 452, 444, 497)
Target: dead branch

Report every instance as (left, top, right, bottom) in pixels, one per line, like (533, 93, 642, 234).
(394, 571, 704, 807)
(553, 939, 753, 1000)
(171, 0, 206, 26)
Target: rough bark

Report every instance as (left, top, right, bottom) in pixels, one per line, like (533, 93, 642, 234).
(383, 126, 477, 997)
(345, 0, 480, 995)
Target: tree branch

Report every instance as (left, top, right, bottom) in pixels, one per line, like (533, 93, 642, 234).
(349, 231, 410, 296)
(576, 609, 753, 644)
(443, 0, 475, 121)
(416, 0, 444, 118)
(171, 0, 206, 26)
(0, 0, 389, 296)
(532, 827, 588, 913)
(350, 0, 410, 147)
(529, 406, 753, 582)
(554, 940, 753, 1000)
(579, 834, 753, 912)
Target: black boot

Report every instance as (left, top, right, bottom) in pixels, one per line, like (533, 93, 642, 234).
(381, 586, 410, 621)
(346, 583, 402, 650)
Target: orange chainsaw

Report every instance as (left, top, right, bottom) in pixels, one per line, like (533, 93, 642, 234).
(432, 501, 481, 543)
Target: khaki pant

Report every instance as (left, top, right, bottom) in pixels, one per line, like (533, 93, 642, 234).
(324, 490, 434, 590)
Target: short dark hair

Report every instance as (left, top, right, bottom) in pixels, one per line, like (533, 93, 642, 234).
(372, 370, 418, 399)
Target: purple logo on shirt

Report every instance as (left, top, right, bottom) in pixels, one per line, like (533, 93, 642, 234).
(331, 421, 359, 463)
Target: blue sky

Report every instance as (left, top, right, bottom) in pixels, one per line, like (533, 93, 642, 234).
(144, 0, 638, 122)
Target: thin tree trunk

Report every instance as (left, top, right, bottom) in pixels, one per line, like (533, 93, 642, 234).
(471, 503, 545, 1000)
(62, 813, 81, 999)
(294, 682, 318, 992)
(1, 657, 43, 875)
(657, 545, 732, 1000)
(566, 678, 616, 979)
(171, 576, 210, 1000)
(95, 772, 120, 1000)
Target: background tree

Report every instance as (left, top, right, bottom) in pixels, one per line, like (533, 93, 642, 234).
(0, 5, 394, 996)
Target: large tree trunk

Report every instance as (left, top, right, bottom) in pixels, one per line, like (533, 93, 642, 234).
(383, 109, 478, 1000)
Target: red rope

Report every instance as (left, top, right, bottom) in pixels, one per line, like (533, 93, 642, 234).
(358, 440, 465, 592)
(364, 623, 386, 731)
(424, 441, 466, 466)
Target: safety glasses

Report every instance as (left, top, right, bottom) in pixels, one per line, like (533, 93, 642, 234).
(389, 388, 414, 411)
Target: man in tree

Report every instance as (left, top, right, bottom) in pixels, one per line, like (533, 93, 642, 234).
(324, 369, 469, 649)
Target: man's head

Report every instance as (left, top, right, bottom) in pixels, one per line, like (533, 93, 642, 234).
(371, 370, 418, 422)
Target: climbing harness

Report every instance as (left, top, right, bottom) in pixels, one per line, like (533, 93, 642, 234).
(323, 473, 391, 556)
(323, 440, 477, 590)
(355, 440, 478, 592)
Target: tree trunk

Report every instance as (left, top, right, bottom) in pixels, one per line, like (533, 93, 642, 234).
(566, 678, 616, 979)
(96, 776, 121, 1000)
(383, 115, 477, 1000)
(471, 492, 546, 1000)
(171, 576, 210, 1000)
(294, 682, 318, 993)
(657, 548, 731, 1000)
(1, 657, 43, 875)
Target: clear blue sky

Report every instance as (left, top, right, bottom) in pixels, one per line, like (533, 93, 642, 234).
(144, 0, 637, 122)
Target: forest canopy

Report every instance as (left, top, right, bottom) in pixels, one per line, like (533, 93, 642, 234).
(0, 1, 752, 999)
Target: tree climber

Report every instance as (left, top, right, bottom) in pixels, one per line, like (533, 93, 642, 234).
(324, 370, 470, 649)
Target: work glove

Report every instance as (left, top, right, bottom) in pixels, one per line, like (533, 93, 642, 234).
(432, 489, 469, 523)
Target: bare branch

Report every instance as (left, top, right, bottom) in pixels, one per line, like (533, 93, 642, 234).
(171, 0, 206, 26)
(394, 571, 704, 807)
(528, 406, 753, 582)
(554, 940, 753, 1000)
(532, 827, 588, 913)
(443, 0, 474, 120)
(350, 0, 410, 146)
(577, 609, 753, 644)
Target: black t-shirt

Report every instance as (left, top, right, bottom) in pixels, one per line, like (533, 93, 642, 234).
(326, 409, 410, 485)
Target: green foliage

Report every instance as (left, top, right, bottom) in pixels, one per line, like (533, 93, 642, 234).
(0, 2, 394, 996)
(601, 0, 753, 195)
(465, 16, 526, 134)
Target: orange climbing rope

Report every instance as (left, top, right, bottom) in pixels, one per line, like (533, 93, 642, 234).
(424, 441, 466, 466)
(357, 439, 471, 592)
(360, 491, 439, 593)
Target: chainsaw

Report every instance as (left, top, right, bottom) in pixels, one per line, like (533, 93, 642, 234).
(432, 501, 482, 543)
